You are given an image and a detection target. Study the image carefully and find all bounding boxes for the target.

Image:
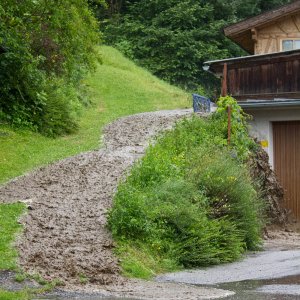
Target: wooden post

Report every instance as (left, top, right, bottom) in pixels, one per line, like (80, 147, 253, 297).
(221, 63, 231, 145)
(227, 106, 231, 145)
(221, 63, 228, 97)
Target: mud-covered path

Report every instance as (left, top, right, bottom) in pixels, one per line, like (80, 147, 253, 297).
(0, 110, 194, 284)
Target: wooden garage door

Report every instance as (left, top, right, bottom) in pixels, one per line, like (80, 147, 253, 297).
(273, 121, 300, 219)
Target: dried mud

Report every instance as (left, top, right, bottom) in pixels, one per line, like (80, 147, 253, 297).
(63, 280, 234, 299)
(0, 110, 192, 285)
(264, 225, 300, 251)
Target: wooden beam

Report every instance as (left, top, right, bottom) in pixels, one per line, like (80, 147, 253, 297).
(276, 22, 288, 34)
(251, 28, 258, 42)
(221, 63, 231, 145)
(221, 63, 228, 97)
(292, 15, 300, 32)
(264, 37, 273, 53)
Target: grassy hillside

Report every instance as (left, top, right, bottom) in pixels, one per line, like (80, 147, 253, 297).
(0, 46, 189, 184)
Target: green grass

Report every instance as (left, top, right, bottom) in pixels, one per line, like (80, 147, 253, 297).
(0, 203, 26, 270)
(117, 243, 180, 279)
(0, 45, 189, 184)
(0, 203, 28, 299)
(0, 289, 31, 300)
(0, 279, 62, 300)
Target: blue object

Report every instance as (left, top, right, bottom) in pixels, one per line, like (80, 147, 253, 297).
(192, 94, 211, 113)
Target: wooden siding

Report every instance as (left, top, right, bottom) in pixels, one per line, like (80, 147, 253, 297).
(255, 14, 300, 54)
(273, 121, 300, 220)
(224, 1, 300, 54)
(225, 53, 300, 100)
(224, 1, 300, 38)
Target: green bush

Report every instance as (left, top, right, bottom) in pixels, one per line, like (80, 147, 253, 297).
(187, 148, 263, 250)
(37, 78, 82, 136)
(0, 0, 100, 135)
(109, 101, 264, 277)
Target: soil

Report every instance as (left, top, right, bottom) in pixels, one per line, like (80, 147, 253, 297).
(1, 109, 299, 300)
(0, 270, 40, 291)
(249, 143, 287, 224)
(0, 110, 193, 285)
(264, 224, 300, 250)
(1, 109, 235, 299)
(55, 280, 234, 299)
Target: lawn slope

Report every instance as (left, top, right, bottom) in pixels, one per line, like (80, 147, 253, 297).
(0, 46, 189, 183)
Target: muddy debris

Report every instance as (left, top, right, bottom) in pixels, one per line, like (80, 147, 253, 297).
(0, 110, 192, 285)
(0, 270, 41, 291)
(249, 143, 288, 225)
(2, 109, 298, 300)
(59, 279, 235, 300)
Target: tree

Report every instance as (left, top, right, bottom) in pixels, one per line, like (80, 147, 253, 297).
(234, 0, 290, 18)
(0, 0, 100, 136)
(102, 0, 291, 92)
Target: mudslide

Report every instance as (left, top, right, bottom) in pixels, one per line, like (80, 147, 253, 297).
(0, 110, 192, 284)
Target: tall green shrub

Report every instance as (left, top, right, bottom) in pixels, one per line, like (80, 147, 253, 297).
(109, 99, 265, 276)
(0, 0, 100, 136)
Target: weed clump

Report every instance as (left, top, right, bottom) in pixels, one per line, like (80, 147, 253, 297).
(109, 97, 265, 278)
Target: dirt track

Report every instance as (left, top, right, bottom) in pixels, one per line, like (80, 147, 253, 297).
(0, 110, 192, 285)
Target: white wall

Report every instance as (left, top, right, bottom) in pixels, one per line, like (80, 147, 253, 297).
(245, 107, 300, 169)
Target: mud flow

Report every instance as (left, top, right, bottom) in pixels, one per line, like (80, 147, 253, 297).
(2, 109, 300, 300)
(35, 274, 300, 300)
(36, 295, 138, 300)
(0, 110, 192, 285)
(4, 110, 241, 300)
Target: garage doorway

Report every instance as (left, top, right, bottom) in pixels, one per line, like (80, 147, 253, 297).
(273, 121, 300, 220)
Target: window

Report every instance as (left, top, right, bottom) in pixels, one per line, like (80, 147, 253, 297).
(282, 39, 300, 51)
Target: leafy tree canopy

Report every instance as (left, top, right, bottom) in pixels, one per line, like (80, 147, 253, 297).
(0, 0, 100, 135)
(101, 0, 290, 92)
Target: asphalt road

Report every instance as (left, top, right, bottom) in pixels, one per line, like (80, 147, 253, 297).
(157, 249, 300, 299)
(157, 250, 300, 285)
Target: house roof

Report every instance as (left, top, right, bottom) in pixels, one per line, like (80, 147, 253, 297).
(239, 99, 300, 109)
(203, 48, 300, 76)
(224, 1, 300, 54)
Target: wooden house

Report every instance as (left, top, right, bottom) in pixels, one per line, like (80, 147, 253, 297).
(204, 1, 300, 220)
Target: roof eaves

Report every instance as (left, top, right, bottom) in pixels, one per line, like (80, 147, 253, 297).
(239, 99, 300, 109)
(224, 1, 300, 37)
(203, 48, 300, 66)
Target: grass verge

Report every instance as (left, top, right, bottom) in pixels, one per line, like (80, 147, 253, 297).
(0, 45, 189, 184)
(0, 279, 62, 300)
(0, 289, 31, 300)
(0, 203, 33, 299)
(116, 243, 180, 279)
(0, 203, 26, 270)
